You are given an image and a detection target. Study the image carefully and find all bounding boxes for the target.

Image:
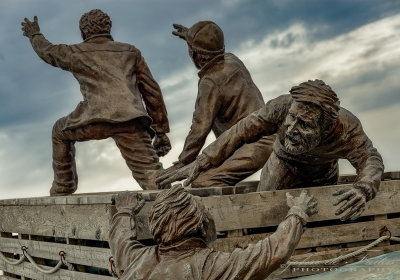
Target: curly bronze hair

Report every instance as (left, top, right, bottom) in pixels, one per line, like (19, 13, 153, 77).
(149, 184, 215, 245)
(79, 9, 112, 40)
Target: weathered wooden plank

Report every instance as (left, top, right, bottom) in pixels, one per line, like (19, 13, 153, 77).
(1, 180, 399, 241)
(338, 171, 400, 184)
(0, 192, 131, 207)
(0, 172, 398, 207)
(268, 243, 400, 279)
(0, 204, 113, 241)
(211, 218, 400, 252)
(0, 237, 111, 270)
(0, 185, 251, 206)
(0, 260, 114, 280)
(202, 180, 400, 232)
(0, 186, 246, 206)
(136, 180, 400, 238)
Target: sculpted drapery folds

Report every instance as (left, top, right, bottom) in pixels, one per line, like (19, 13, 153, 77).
(160, 21, 275, 188)
(110, 185, 318, 279)
(21, 10, 171, 195)
(158, 80, 384, 221)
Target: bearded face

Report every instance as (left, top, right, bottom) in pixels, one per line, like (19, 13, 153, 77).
(283, 101, 323, 155)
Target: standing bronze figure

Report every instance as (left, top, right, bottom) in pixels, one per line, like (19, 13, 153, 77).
(110, 185, 317, 279)
(158, 80, 384, 221)
(161, 21, 275, 188)
(21, 10, 171, 195)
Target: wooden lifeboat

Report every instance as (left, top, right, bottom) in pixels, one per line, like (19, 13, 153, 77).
(0, 171, 399, 279)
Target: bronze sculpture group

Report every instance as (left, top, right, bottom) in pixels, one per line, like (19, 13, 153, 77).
(21, 9, 384, 280)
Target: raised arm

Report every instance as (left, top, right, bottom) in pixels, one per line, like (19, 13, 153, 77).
(204, 190, 318, 280)
(109, 193, 146, 276)
(22, 16, 72, 70)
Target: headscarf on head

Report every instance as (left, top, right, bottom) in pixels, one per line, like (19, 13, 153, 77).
(290, 79, 340, 121)
(149, 184, 214, 245)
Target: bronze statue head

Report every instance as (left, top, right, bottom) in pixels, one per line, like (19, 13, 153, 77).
(79, 9, 112, 40)
(283, 80, 340, 155)
(148, 184, 216, 245)
(173, 21, 225, 69)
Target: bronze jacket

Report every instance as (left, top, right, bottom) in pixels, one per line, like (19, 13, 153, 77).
(178, 53, 264, 164)
(29, 34, 169, 133)
(201, 94, 384, 200)
(109, 205, 307, 280)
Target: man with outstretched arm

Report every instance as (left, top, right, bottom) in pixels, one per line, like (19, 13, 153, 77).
(110, 184, 317, 279)
(160, 21, 275, 188)
(21, 10, 171, 195)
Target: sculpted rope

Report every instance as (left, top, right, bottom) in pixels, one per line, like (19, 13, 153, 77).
(0, 250, 25, 265)
(1, 236, 399, 275)
(0, 246, 75, 274)
(109, 256, 119, 278)
(286, 236, 400, 267)
(22, 247, 64, 274)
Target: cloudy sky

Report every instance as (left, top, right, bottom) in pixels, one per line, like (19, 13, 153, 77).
(0, 0, 399, 199)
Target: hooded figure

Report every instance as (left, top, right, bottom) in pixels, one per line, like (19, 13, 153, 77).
(159, 21, 275, 188)
(110, 184, 317, 279)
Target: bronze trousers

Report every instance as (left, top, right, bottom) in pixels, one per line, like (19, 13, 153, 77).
(191, 135, 275, 188)
(50, 117, 161, 195)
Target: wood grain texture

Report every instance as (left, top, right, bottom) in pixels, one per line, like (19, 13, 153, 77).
(1, 180, 399, 241)
(0, 171, 397, 206)
(0, 204, 113, 241)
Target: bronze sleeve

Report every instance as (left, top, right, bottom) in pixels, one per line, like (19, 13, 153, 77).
(29, 34, 73, 70)
(136, 49, 170, 134)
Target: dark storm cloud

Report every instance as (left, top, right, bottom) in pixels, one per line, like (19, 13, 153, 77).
(2, 0, 399, 128)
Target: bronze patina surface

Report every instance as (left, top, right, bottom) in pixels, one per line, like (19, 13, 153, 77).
(110, 185, 317, 279)
(158, 80, 384, 221)
(161, 21, 274, 188)
(21, 10, 171, 195)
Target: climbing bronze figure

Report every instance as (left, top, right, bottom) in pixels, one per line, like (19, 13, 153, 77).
(158, 80, 384, 221)
(110, 185, 318, 279)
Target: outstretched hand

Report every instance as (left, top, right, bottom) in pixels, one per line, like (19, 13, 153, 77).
(156, 161, 196, 188)
(159, 161, 185, 178)
(172, 23, 189, 39)
(156, 155, 211, 188)
(286, 190, 318, 217)
(21, 16, 40, 38)
(333, 187, 366, 221)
